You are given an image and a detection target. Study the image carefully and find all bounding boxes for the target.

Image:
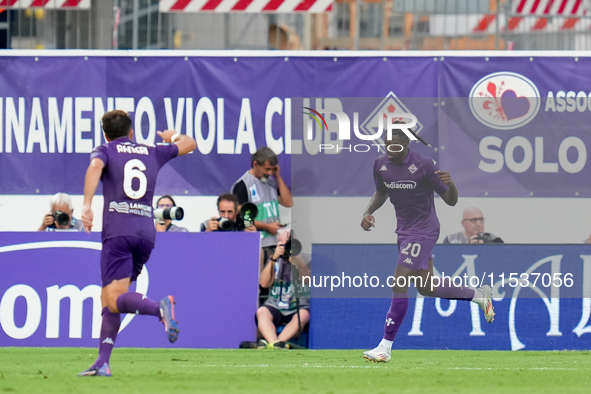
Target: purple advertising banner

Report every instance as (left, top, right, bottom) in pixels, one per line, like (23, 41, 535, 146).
(0, 232, 260, 348)
(0, 53, 589, 197)
(439, 56, 591, 197)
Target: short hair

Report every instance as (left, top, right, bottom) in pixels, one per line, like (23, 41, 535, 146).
(50, 193, 73, 211)
(217, 193, 238, 210)
(251, 147, 278, 168)
(386, 121, 410, 142)
(156, 195, 176, 207)
(102, 110, 132, 141)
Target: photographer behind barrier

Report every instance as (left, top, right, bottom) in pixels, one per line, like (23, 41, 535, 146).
(38, 193, 84, 232)
(231, 147, 293, 262)
(442, 207, 503, 244)
(154, 195, 188, 233)
(255, 230, 311, 349)
(200, 193, 256, 233)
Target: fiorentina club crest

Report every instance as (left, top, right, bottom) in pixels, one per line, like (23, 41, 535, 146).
(469, 72, 540, 130)
(359, 92, 423, 151)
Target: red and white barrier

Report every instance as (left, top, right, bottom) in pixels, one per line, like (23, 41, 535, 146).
(159, 0, 333, 13)
(0, 0, 90, 9)
(430, 0, 589, 35)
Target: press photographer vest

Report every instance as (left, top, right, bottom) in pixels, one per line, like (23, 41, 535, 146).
(232, 171, 280, 248)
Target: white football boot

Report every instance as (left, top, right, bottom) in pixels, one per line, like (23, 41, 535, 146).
(363, 346, 391, 363)
(477, 285, 495, 323)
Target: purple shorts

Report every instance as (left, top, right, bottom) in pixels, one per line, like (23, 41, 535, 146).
(100, 236, 154, 287)
(397, 236, 437, 270)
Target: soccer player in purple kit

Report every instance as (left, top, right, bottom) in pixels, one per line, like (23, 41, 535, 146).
(360, 128, 494, 363)
(78, 110, 197, 376)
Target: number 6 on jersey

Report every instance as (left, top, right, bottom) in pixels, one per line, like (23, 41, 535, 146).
(123, 159, 147, 199)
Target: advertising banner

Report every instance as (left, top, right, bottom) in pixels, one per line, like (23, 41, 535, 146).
(0, 53, 589, 197)
(439, 57, 591, 197)
(0, 232, 260, 348)
(309, 244, 591, 350)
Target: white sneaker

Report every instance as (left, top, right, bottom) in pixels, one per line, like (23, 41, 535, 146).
(478, 285, 495, 323)
(363, 346, 391, 363)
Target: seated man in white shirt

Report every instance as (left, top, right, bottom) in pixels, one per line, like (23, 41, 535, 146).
(442, 207, 503, 244)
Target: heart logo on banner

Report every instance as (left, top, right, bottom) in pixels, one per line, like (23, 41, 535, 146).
(500, 90, 530, 120)
(469, 71, 540, 130)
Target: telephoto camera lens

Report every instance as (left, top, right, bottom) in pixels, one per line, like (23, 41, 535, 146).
(217, 217, 233, 231)
(154, 207, 184, 223)
(282, 237, 302, 260)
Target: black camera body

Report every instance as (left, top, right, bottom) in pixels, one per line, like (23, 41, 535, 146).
(281, 235, 302, 261)
(214, 203, 259, 232)
(216, 216, 251, 231)
(217, 217, 235, 231)
(52, 211, 70, 228)
(475, 232, 504, 243)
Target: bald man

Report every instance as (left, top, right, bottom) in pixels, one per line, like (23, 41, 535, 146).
(442, 207, 502, 244)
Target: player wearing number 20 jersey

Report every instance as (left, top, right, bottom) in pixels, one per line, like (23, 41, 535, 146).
(78, 110, 196, 377)
(360, 128, 494, 364)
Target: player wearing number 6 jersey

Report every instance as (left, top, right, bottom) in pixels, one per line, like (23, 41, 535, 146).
(78, 110, 196, 377)
(360, 128, 494, 363)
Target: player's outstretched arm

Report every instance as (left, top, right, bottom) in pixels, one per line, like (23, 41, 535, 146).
(436, 170, 459, 206)
(361, 190, 388, 231)
(81, 158, 105, 233)
(157, 129, 197, 156)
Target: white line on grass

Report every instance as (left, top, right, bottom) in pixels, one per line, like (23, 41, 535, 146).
(180, 364, 580, 371)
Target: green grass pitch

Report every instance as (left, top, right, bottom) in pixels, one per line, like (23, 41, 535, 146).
(0, 348, 590, 393)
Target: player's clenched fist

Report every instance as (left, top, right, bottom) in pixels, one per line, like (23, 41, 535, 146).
(81, 205, 93, 233)
(361, 214, 376, 231)
(435, 170, 454, 185)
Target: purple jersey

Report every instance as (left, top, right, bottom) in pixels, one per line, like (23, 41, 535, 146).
(90, 137, 178, 243)
(373, 150, 448, 240)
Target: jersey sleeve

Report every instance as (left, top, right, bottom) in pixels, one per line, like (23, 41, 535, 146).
(155, 143, 179, 167)
(90, 144, 108, 165)
(424, 157, 449, 196)
(232, 180, 249, 205)
(373, 160, 387, 193)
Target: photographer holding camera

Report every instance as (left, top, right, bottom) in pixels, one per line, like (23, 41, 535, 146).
(154, 195, 188, 233)
(38, 193, 84, 232)
(200, 193, 256, 233)
(443, 207, 503, 244)
(255, 230, 311, 349)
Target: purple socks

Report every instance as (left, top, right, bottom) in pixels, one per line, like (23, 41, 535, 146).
(380, 281, 475, 345)
(383, 295, 409, 341)
(116, 292, 161, 318)
(92, 307, 120, 368)
(433, 281, 475, 301)
(91, 293, 161, 369)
